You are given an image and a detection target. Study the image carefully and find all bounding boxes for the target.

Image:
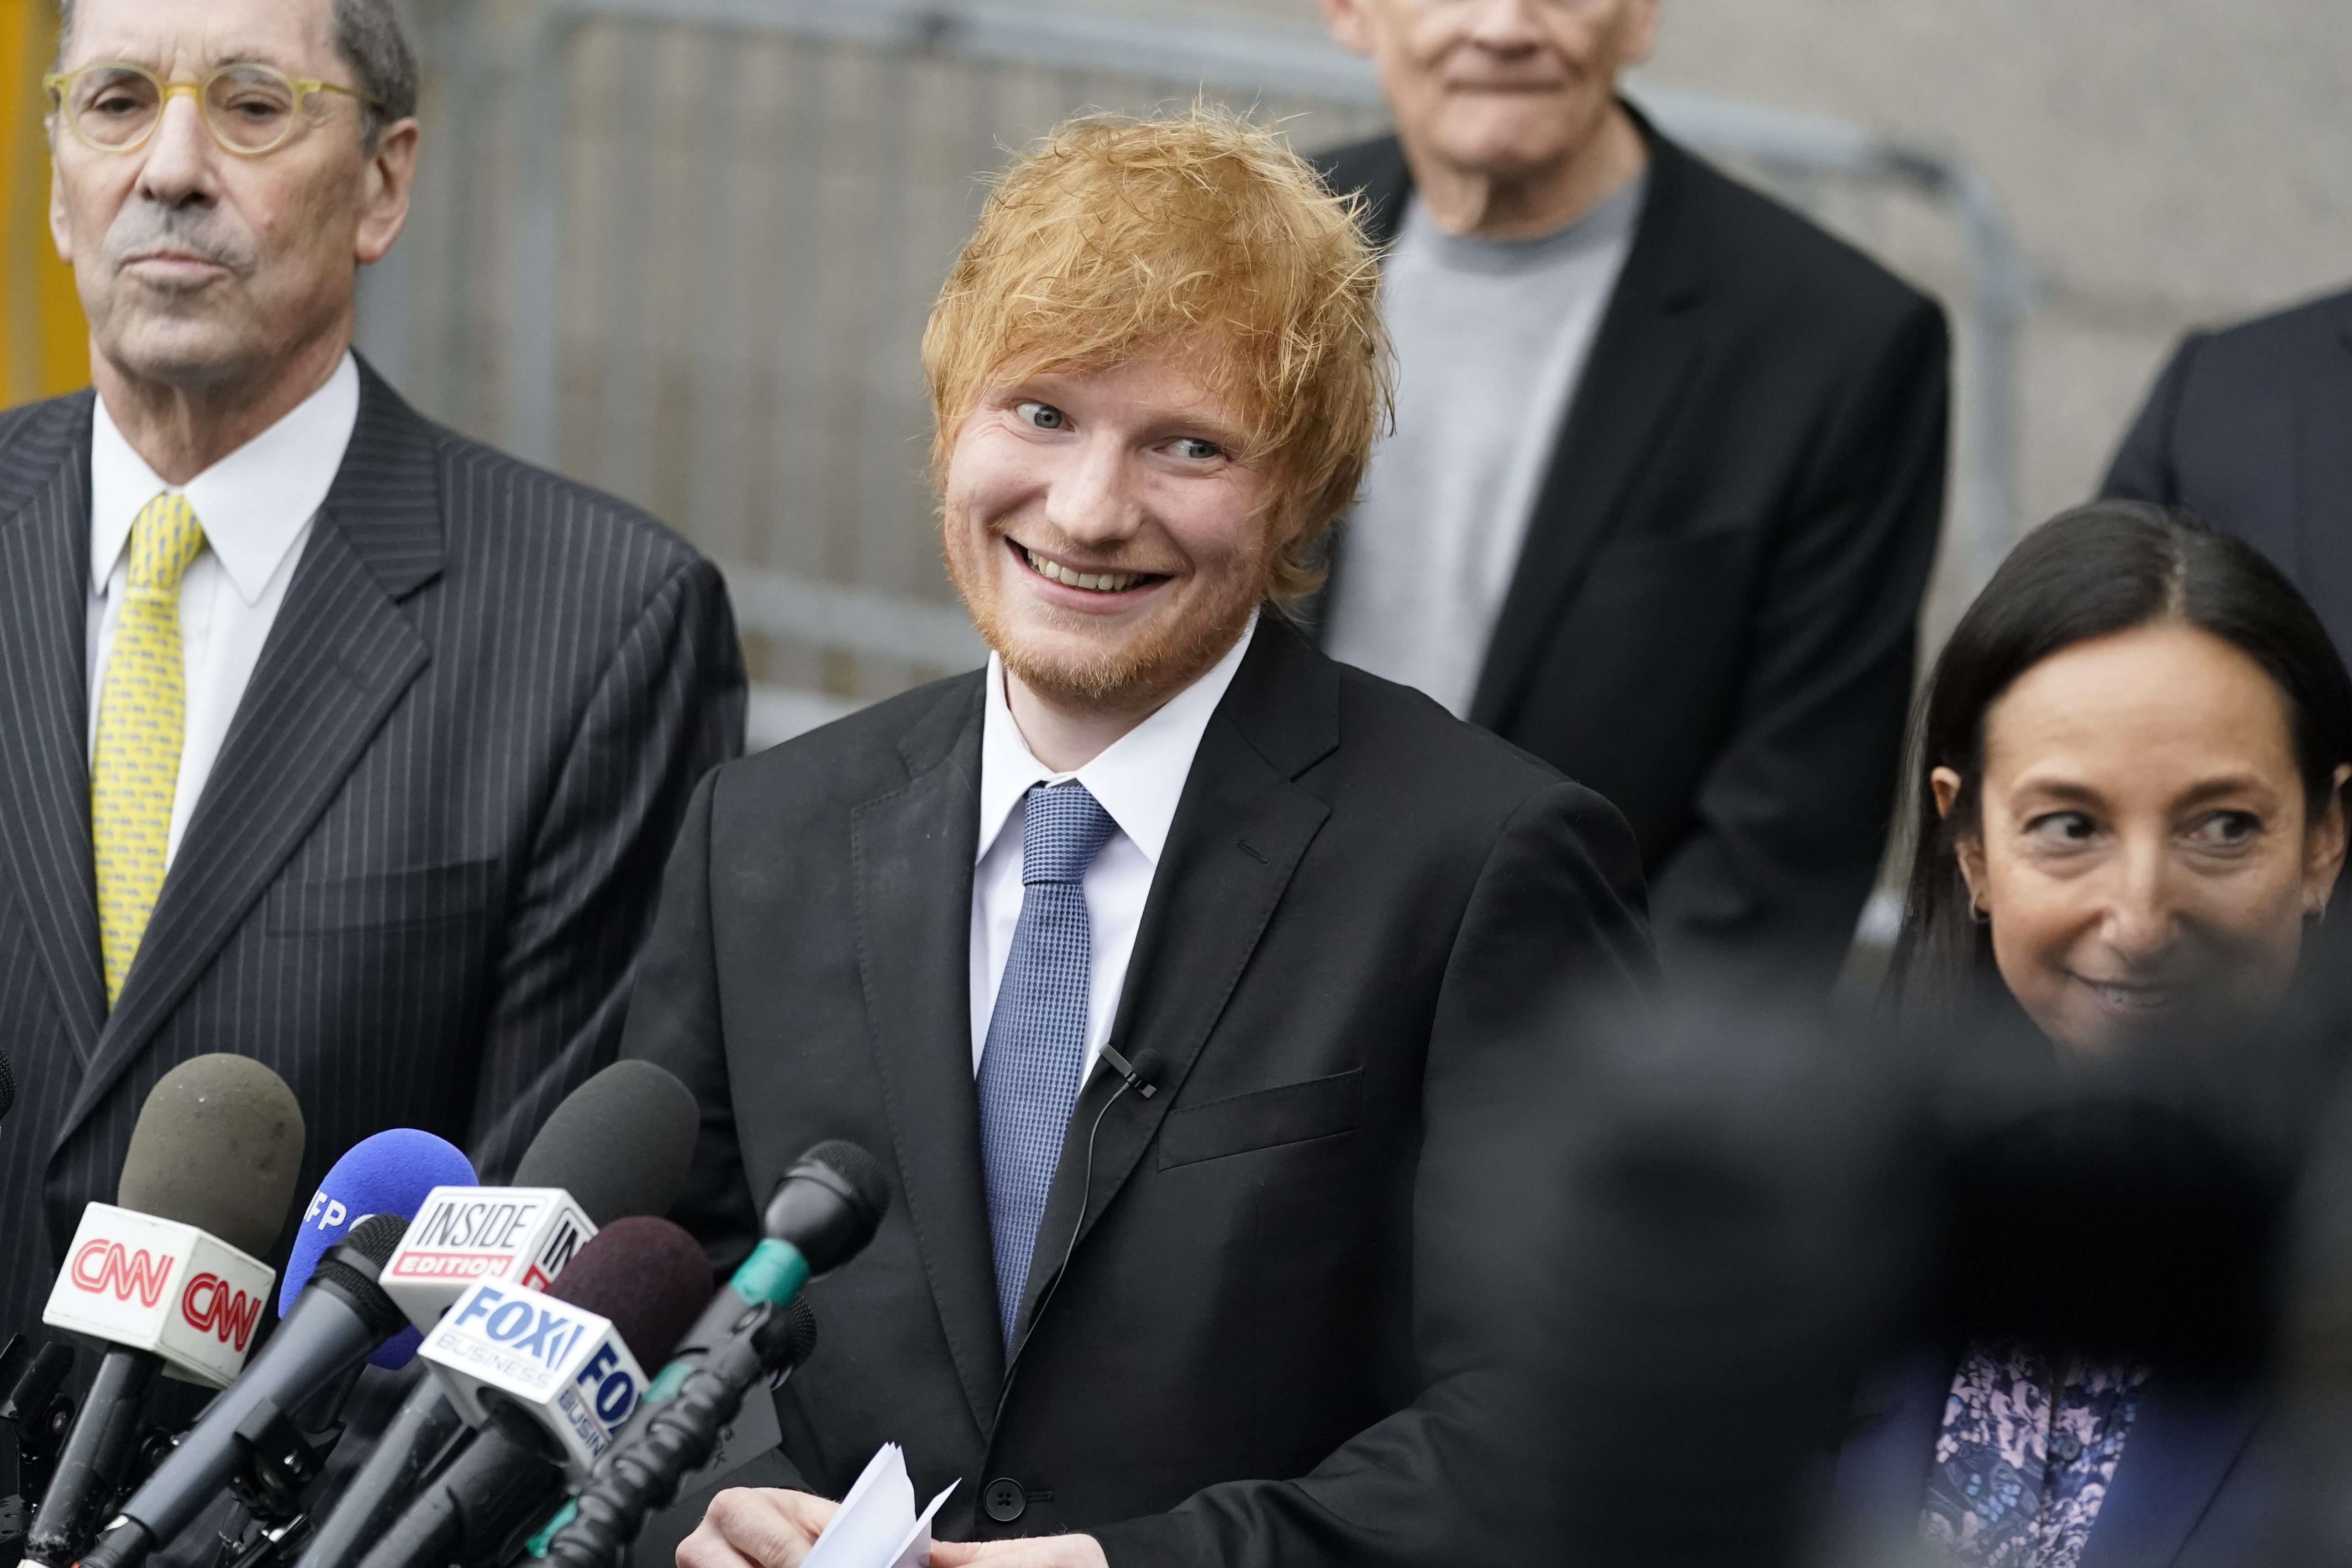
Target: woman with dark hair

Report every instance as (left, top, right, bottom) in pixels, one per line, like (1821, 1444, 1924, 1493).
(1839, 500, 2352, 1567)
(1887, 499, 2352, 1047)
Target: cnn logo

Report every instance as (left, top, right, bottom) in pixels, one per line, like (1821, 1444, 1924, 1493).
(70, 1239, 172, 1308)
(180, 1272, 263, 1351)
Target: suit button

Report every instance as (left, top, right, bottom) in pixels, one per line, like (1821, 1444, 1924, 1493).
(983, 1477, 1026, 1523)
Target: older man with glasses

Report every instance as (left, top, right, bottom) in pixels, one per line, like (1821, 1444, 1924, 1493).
(0, 0, 742, 1405)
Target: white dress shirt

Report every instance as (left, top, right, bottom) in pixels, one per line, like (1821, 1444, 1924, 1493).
(87, 352, 359, 868)
(969, 614, 1258, 1079)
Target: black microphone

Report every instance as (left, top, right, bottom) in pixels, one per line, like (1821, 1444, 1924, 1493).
(80, 1213, 411, 1568)
(1096, 1045, 1161, 1100)
(542, 1143, 890, 1568)
(295, 1063, 703, 1568)
(0, 1046, 17, 1122)
(347, 1220, 712, 1568)
(27, 1056, 305, 1567)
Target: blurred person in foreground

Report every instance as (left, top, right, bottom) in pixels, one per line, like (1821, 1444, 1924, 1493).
(1836, 500, 2352, 1566)
(2103, 286, 2352, 664)
(1314, 0, 1948, 993)
(0, 0, 741, 1357)
(629, 110, 1655, 1568)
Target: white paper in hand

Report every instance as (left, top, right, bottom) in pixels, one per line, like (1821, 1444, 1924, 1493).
(801, 1444, 958, 1568)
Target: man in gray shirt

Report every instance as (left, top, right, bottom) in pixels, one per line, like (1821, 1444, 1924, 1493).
(1329, 174, 1644, 714)
(1318, 0, 1947, 992)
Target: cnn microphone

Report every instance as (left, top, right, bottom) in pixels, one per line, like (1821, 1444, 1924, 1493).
(542, 1142, 890, 1568)
(297, 1063, 700, 1568)
(28, 1056, 305, 1567)
(80, 1210, 411, 1568)
(350, 1220, 711, 1568)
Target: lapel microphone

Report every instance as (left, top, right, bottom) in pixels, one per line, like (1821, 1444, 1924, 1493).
(1096, 1045, 1163, 1100)
(999, 1047, 1169, 1399)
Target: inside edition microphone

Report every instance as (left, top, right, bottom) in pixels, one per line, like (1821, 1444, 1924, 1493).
(296, 1062, 700, 1568)
(347, 1219, 712, 1568)
(542, 1142, 890, 1568)
(27, 1056, 304, 1567)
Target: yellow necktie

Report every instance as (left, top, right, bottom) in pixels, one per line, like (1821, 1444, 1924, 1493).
(94, 493, 206, 1008)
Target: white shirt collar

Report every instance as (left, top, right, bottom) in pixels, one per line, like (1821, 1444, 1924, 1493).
(977, 611, 1259, 868)
(90, 351, 360, 605)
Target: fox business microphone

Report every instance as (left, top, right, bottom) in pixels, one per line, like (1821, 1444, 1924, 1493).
(293, 1061, 702, 1568)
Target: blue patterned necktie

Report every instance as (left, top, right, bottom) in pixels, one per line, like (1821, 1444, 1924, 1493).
(978, 780, 1119, 1347)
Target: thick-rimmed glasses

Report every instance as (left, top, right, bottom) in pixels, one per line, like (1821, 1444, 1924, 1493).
(42, 62, 368, 157)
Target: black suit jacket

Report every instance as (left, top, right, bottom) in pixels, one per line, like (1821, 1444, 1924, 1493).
(2102, 285, 2352, 660)
(0, 362, 743, 1348)
(623, 616, 1656, 1566)
(1315, 116, 1949, 990)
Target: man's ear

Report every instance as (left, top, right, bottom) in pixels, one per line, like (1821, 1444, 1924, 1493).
(354, 118, 420, 265)
(1321, 0, 1376, 57)
(49, 160, 74, 265)
(1620, 0, 1661, 70)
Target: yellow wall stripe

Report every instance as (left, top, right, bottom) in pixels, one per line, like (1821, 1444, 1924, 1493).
(2, 0, 90, 409)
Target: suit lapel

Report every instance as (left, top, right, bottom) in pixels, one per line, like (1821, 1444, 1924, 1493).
(2075, 1375, 2264, 1568)
(1468, 113, 1710, 731)
(850, 684, 1002, 1432)
(2293, 318, 2352, 660)
(1031, 621, 1336, 1316)
(0, 395, 106, 1061)
(56, 363, 442, 1150)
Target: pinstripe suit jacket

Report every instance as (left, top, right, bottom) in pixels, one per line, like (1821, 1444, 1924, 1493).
(0, 360, 744, 1348)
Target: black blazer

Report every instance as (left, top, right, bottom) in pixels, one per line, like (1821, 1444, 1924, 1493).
(2102, 285, 2352, 661)
(0, 362, 743, 1348)
(623, 616, 1656, 1565)
(1315, 115, 1949, 990)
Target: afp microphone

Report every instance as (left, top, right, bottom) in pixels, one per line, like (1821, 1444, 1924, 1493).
(349, 1220, 710, 1568)
(297, 1062, 700, 1568)
(543, 1142, 890, 1568)
(285, 1128, 478, 1372)
(28, 1057, 304, 1567)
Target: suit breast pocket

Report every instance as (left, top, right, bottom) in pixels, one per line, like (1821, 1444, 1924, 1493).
(266, 858, 500, 936)
(1157, 1068, 1364, 1170)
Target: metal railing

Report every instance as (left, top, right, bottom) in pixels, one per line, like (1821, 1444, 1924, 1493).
(364, 0, 2027, 748)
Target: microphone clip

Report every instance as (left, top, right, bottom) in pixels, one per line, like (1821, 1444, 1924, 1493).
(1097, 1045, 1158, 1100)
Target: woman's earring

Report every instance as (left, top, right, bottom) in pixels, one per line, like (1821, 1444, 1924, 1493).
(2310, 900, 2330, 926)
(1969, 896, 1990, 926)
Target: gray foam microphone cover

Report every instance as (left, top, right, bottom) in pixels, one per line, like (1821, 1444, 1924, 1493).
(512, 1059, 700, 1226)
(117, 1054, 306, 1261)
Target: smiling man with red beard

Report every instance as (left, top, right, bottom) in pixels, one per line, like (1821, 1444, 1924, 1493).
(627, 110, 1657, 1568)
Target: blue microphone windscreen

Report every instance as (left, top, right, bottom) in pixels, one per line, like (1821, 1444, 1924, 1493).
(283, 1128, 477, 1367)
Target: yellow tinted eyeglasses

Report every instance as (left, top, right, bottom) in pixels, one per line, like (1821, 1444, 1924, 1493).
(42, 61, 367, 157)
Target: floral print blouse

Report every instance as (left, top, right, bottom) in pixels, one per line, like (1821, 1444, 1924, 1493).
(1920, 1340, 2152, 1568)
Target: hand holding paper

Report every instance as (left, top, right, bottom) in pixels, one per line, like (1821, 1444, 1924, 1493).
(680, 1447, 955, 1568)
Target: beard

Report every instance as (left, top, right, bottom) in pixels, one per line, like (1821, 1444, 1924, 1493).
(943, 507, 1266, 711)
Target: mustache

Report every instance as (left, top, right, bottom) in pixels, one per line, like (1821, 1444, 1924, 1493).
(103, 204, 254, 273)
